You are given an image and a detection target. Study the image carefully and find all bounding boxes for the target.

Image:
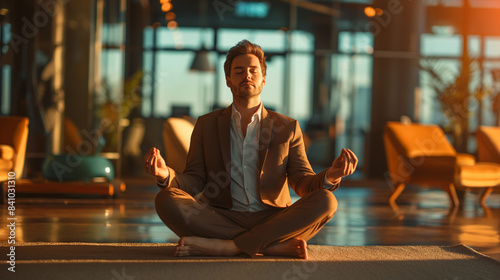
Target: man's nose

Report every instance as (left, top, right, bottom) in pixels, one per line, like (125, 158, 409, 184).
(245, 71, 252, 80)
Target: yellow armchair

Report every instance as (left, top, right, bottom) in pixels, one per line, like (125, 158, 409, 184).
(384, 121, 463, 207)
(384, 121, 500, 208)
(0, 116, 29, 181)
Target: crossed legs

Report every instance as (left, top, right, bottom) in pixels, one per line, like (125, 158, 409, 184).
(155, 187, 337, 258)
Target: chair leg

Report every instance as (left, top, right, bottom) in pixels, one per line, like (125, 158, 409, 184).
(479, 187, 494, 207)
(446, 183, 460, 208)
(389, 183, 405, 204)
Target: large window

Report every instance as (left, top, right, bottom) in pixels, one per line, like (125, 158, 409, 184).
(154, 51, 216, 117)
(142, 27, 216, 118)
(419, 33, 500, 129)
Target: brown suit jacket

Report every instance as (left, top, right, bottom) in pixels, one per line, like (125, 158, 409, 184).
(164, 105, 334, 209)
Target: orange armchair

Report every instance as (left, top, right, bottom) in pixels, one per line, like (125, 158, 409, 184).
(162, 117, 195, 173)
(384, 121, 466, 207)
(384, 121, 500, 208)
(0, 116, 29, 181)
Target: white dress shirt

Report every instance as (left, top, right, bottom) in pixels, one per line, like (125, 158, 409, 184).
(229, 103, 269, 212)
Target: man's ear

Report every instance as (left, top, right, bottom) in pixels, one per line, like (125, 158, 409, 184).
(262, 76, 266, 86)
(226, 76, 232, 87)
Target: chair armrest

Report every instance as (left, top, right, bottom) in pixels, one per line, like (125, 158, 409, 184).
(456, 153, 476, 166)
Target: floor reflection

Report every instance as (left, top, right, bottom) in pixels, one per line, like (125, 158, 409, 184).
(1, 178, 499, 261)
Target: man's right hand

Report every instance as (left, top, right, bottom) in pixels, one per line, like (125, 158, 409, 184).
(143, 147, 170, 181)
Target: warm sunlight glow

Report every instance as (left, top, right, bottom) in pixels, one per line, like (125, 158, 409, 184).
(364, 7, 376, 17)
(459, 225, 500, 245)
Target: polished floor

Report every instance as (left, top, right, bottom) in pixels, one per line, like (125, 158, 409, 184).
(2, 176, 500, 261)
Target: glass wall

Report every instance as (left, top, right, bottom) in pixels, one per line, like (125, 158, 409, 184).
(419, 33, 500, 147)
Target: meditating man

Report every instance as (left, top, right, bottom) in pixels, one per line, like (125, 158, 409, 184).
(143, 39, 358, 259)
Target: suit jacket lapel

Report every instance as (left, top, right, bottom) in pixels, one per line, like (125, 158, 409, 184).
(218, 106, 232, 175)
(258, 107, 274, 173)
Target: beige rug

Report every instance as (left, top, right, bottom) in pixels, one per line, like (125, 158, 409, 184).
(1, 243, 499, 279)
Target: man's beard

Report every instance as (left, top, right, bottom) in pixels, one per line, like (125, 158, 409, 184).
(231, 83, 262, 98)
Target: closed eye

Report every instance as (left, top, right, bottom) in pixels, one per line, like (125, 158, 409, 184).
(232, 67, 260, 74)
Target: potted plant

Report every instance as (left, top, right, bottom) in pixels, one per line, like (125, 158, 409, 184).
(419, 56, 493, 152)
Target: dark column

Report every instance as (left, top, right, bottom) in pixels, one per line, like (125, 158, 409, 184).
(366, 0, 425, 178)
(310, 12, 336, 127)
(8, 0, 36, 117)
(308, 24, 335, 166)
(311, 55, 332, 124)
(63, 0, 92, 131)
(124, 0, 149, 119)
(125, 0, 147, 80)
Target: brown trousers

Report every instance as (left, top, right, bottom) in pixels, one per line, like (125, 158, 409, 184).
(155, 187, 337, 257)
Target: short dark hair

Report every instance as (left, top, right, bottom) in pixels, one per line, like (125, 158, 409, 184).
(223, 39, 267, 78)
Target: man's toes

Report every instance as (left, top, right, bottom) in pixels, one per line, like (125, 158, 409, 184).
(296, 240, 307, 259)
(178, 237, 185, 246)
(175, 245, 189, 257)
(297, 247, 307, 259)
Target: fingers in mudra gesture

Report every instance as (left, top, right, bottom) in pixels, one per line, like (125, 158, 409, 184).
(143, 147, 169, 180)
(327, 148, 358, 182)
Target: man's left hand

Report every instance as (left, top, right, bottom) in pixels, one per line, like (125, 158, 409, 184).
(326, 148, 358, 184)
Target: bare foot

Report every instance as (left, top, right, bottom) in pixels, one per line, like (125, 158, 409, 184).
(262, 238, 308, 259)
(174, 237, 242, 257)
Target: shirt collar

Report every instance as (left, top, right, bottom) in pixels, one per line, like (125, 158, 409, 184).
(231, 102, 263, 123)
